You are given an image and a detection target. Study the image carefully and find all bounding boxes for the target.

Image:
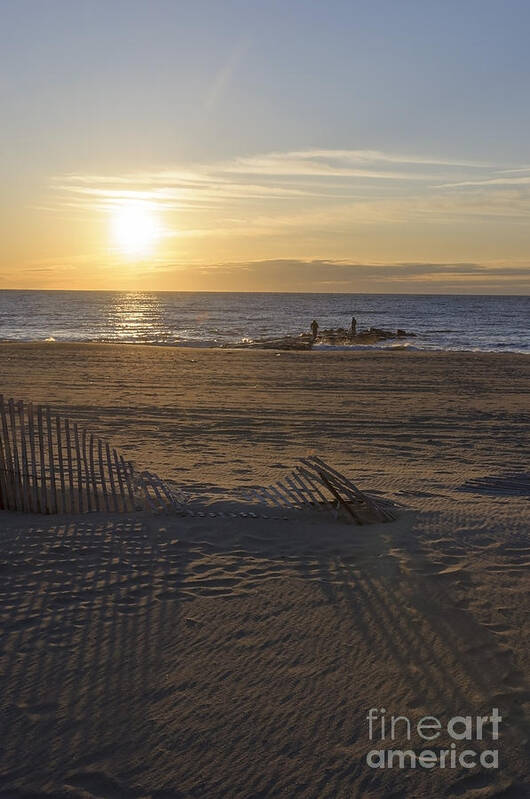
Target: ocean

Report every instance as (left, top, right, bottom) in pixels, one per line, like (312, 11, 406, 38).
(0, 291, 528, 353)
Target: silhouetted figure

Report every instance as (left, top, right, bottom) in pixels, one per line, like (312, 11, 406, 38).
(351, 317, 357, 338)
(311, 319, 319, 341)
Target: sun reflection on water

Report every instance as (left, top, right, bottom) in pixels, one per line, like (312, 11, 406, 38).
(109, 294, 171, 343)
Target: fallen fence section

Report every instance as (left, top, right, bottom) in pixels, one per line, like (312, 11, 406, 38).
(244, 456, 399, 525)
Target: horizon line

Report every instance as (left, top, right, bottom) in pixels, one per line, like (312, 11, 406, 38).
(0, 288, 528, 298)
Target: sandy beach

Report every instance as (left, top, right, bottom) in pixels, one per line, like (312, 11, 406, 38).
(0, 343, 528, 797)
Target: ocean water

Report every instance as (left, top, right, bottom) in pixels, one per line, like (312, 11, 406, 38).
(0, 291, 528, 353)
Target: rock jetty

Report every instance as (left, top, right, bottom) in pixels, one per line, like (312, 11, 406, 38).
(225, 327, 416, 351)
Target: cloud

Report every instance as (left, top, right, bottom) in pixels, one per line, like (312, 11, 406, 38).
(437, 176, 530, 188)
(205, 258, 530, 279)
(217, 149, 491, 180)
(52, 147, 501, 216)
(8, 254, 528, 293)
(44, 148, 530, 267)
(138, 258, 530, 293)
(276, 149, 489, 167)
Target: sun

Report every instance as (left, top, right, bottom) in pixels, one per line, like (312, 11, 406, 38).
(110, 202, 161, 257)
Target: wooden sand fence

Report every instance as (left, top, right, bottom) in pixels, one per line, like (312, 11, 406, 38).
(241, 456, 399, 524)
(0, 396, 398, 524)
(0, 395, 186, 515)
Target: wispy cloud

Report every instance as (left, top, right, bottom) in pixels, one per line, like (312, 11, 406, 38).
(47, 148, 530, 252)
(217, 149, 491, 180)
(52, 147, 498, 213)
(438, 176, 530, 188)
(56, 148, 488, 187)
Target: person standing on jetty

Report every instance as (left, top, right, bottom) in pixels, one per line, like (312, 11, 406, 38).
(311, 319, 319, 341)
(351, 317, 357, 338)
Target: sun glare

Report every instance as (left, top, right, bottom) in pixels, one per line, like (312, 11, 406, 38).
(110, 202, 161, 257)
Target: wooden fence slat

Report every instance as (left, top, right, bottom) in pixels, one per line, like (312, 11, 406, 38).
(249, 487, 273, 508)
(27, 403, 40, 513)
(64, 418, 75, 513)
(264, 483, 289, 508)
(284, 474, 310, 508)
(302, 457, 376, 520)
(2, 397, 17, 510)
(37, 406, 48, 513)
(121, 456, 136, 510)
(142, 471, 166, 513)
(154, 476, 185, 513)
(305, 457, 365, 497)
(46, 407, 58, 514)
(308, 457, 391, 522)
(0, 396, 11, 510)
(269, 482, 297, 509)
(0, 431, 7, 510)
(293, 471, 320, 506)
(56, 415, 66, 514)
(255, 484, 284, 509)
(295, 466, 331, 510)
(16, 400, 31, 512)
(317, 470, 363, 524)
(74, 423, 84, 513)
(97, 439, 109, 513)
(113, 448, 127, 512)
(249, 487, 275, 507)
(81, 428, 91, 513)
(316, 464, 381, 515)
(8, 399, 23, 511)
(275, 479, 301, 508)
(105, 442, 118, 512)
(248, 486, 283, 508)
(0, 396, 16, 510)
(290, 470, 323, 511)
(136, 470, 156, 512)
(305, 457, 391, 519)
(89, 435, 100, 512)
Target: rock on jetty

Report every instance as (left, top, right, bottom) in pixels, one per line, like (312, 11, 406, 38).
(317, 327, 417, 346)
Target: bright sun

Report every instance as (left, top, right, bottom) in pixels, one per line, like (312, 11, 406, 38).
(110, 202, 161, 257)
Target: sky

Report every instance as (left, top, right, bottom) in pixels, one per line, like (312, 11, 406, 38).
(1, 0, 530, 293)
